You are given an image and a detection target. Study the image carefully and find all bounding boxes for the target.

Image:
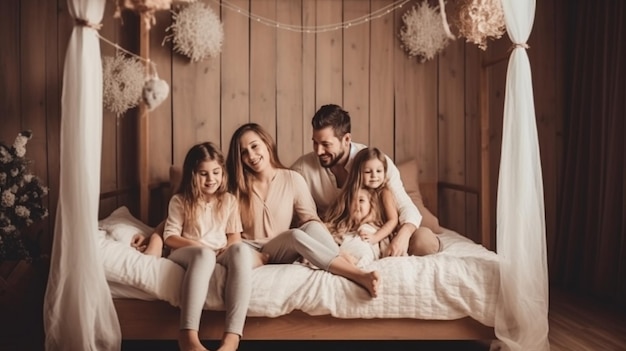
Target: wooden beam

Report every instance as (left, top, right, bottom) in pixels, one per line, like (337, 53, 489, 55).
(138, 13, 150, 223)
(479, 58, 492, 250)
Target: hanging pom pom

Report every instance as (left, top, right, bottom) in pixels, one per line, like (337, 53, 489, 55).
(164, 2, 224, 62)
(142, 76, 170, 111)
(456, 0, 506, 50)
(103, 53, 145, 115)
(399, 1, 452, 63)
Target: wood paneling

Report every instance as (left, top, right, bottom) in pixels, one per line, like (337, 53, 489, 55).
(369, 0, 395, 159)
(0, 0, 565, 262)
(172, 1, 222, 163)
(221, 0, 250, 152)
(315, 0, 343, 107)
(250, 0, 277, 141)
(0, 0, 21, 143)
(343, 0, 370, 145)
(438, 39, 466, 234)
(276, 0, 304, 166)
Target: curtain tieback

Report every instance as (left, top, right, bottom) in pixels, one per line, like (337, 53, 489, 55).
(509, 43, 530, 51)
(75, 18, 102, 30)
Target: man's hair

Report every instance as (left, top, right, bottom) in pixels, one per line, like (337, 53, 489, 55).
(311, 104, 351, 138)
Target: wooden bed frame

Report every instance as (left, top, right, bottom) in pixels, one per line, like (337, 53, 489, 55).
(114, 299, 495, 341)
(111, 179, 496, 342)
(110, 10, 499, 344)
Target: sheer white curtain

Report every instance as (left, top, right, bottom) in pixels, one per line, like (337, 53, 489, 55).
(43, 0, 122, 349)
(494, 0, 550, 350)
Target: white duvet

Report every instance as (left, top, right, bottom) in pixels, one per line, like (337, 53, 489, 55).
(99, 228, 499, 327)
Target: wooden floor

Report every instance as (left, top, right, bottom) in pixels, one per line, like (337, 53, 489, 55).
(1, 286, 625, 350)
(548, 288, 626, 351)
(121, 287, 626, 351)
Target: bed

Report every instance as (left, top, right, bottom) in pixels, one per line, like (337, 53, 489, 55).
(98, 159, 499, 342)
(45, 1, 548, 349)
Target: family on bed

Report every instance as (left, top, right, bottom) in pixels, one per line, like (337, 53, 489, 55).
(130, 104, 441, 351)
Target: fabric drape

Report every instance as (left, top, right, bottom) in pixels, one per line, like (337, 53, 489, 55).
(42, 0, 122, 349)
(554, 0, 626, 307)
(494, 0, 550, 350)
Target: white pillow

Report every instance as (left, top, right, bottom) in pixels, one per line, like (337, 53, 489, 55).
(98, 206, 154, 246)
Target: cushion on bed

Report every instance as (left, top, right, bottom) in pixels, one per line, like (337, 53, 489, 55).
(396, 159, 443, 234)
(98, 206, 154, 246)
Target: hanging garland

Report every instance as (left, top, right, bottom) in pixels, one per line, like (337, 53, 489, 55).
(164, 2, 224, 62)
(456, 0, 506, 50)
(399, 1, 451, 63)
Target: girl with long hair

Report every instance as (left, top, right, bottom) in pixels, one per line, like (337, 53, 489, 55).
(163, 141, 258, 351)
(325, 147, 399, 263)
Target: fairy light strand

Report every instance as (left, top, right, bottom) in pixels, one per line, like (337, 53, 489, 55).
(214, 0, 410, 33)
(97, 33, 157, 74)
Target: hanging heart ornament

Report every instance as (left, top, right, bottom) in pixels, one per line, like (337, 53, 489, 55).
(142, 77, 170, 111)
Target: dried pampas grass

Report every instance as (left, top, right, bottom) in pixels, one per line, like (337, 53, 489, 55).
(165, 2, 224, 62)
(399, 1, 451, 63)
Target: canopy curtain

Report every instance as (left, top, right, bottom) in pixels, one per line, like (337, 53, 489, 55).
(43, 0, 122, 349)
(554, 0, 626, 307)
(493, 0, 550, 350)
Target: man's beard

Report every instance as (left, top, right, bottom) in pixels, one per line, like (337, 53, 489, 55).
(319, 150, 345, 168)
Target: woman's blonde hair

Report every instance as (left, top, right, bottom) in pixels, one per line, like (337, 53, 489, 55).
(178, 142, 228, 223)
(324, 147, 388, 234)
(226, 123, 285, 227)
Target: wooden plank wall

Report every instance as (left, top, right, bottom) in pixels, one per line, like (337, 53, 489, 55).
(0, 0, 564, 254)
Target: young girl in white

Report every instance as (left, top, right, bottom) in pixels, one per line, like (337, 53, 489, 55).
(325, 147, 399, 265)
(161, 142, 260, 351)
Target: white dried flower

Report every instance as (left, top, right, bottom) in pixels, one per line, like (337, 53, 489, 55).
(399, 1, 451, 63)
(15, 206, 30, 218)
(0, 147, 12, 164)
(456, 0, 506, 50)
(166, 2, 224, 62)
(2, 190, 15, 207)
(103, 53, 146, 115)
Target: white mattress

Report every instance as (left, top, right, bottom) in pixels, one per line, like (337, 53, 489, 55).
(100, 228, 499, 326)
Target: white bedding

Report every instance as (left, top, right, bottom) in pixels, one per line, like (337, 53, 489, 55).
(99, 212, 499, 327)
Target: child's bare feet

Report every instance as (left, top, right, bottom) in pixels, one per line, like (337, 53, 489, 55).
(357, 270, 380, 298)
(143, 233, 164, 257)
(216, 332, 240, 351)
(178, 330, 209, 351)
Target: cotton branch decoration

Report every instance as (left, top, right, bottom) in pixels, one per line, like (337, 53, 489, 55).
(165, 1, 224, 62)
(399, 0, 452, 63)
(456, 0, 506, 50)
(103, 53, 145, 115)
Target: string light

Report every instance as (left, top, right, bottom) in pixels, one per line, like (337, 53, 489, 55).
(213, 0, 410, 33)
(97, 33, 157, 74)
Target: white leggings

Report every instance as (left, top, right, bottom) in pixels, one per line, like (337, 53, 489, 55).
(167, 242, 254, 336)
(261, 221, 339, 270)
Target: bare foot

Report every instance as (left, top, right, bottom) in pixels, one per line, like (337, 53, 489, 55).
(357, 270, 380, 298)
(216, 332, 240, 351)
(179, 330, 209, 351)
(144, 233, 164, 257)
